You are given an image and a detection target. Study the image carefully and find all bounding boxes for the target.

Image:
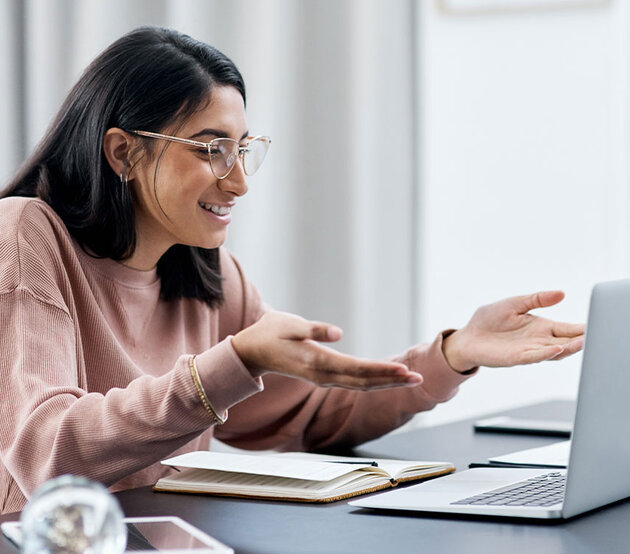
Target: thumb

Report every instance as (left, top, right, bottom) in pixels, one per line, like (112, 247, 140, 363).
(309, 321, 343, 342)
(281, 314, 343, 342)
(514, 290, 565, 314)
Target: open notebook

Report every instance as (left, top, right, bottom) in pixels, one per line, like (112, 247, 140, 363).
(154, 451, 454, 503)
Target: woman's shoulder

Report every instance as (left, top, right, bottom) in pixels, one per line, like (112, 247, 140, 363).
(217, 247, 266, 333)
(0, 197, 75, 297)
(0, 196, 67, 240)
(218, 247, 256, 304)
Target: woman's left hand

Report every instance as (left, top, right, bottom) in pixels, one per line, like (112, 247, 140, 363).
(442, 290, 585, 373)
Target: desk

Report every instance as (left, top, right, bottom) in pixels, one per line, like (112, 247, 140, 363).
(1, 400, 627, 553)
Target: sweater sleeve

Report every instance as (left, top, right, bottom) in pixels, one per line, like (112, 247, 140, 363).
(214, 332, 474, 451)
(0, 203, 263, 504)
(213, 252, 475, 452)
(0, 287, 260, 499)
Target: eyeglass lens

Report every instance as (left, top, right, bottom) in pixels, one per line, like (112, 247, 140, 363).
(210, 137, 270, 179)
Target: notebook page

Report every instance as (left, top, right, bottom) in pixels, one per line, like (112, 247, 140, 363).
(160, 467, 388, 498)
(273, 452, 448, 480)
(162, 451, 373, 481)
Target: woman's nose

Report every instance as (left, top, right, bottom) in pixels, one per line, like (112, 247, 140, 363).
(218, 158, 248, 197)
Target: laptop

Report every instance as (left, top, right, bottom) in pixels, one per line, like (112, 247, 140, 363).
(350, 279, 630, 519)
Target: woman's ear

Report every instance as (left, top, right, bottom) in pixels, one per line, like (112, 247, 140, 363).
(103, 128, 133, 178)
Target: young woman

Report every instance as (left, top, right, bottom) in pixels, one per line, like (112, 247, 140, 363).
(0, 27, 583, 514)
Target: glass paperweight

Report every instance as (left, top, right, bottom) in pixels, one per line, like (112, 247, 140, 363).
(20, 475, 127, 554)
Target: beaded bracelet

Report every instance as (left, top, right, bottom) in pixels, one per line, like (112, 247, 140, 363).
(188, 355, 227, 425)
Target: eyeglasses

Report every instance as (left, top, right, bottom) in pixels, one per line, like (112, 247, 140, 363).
(132, 130, 271, 180)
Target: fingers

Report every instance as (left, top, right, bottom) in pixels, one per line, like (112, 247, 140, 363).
(290, 342, 423, 390)
(320, 373, 423, 391)
(255, 312, 427, 390)
(254, 312, 422, 390)
(517, 337, 584, 365)
(313, 358, 423, 390)
(301, 321, 343, 342)
(551, 321, 585, 338)
(548, 338, 584, 360)
(314, 349, 419, 380)
(322, 324, 343, 342)
(278, 313, 343, 343)
(513, 290, 565, 314)
(518, 344, 565, 365)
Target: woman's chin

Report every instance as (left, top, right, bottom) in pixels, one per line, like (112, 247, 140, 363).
(194, 233, 227, 250)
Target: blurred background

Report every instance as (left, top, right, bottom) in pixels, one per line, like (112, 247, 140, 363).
(1, 0, 628, 429)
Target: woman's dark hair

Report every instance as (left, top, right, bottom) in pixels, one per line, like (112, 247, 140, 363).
(2, 26, 247, 308)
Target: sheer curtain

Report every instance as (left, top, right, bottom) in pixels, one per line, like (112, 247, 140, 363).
(0, 0, 419, 359)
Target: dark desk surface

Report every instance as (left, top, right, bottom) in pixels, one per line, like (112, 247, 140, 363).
(2, 400, 627, 554)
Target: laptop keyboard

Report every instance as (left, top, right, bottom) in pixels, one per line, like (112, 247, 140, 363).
(450, 472, 565, 507)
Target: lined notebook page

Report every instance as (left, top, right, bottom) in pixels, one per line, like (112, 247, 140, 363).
(160, 468, 385, 495)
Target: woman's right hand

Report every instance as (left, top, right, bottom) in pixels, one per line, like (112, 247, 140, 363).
(231, 311, 422, 391)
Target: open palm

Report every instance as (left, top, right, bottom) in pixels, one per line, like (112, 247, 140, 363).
(443, 291, 585, 372)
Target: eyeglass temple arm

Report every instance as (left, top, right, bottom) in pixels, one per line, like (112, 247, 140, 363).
(132, 130, 209, 149)
(133, 130, 271, 149)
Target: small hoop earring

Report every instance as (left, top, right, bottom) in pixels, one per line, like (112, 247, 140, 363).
(119, 171, 129, 186)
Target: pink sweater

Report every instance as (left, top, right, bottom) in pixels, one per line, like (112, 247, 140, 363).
(0, 197, 472, 514)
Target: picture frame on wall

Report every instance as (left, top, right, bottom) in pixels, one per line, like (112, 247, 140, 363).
(437, 0, 608, 15)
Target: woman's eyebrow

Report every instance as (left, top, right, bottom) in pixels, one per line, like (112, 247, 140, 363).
(189, 128, 249, 141)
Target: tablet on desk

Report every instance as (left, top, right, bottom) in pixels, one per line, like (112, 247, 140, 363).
(473, 416, 572, 437)
(1, 516, 232, 553)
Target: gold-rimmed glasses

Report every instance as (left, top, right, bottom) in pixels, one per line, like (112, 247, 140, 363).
(132, 130, 271, 180)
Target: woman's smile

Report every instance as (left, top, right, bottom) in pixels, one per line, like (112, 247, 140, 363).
(198, 201, 233, 224)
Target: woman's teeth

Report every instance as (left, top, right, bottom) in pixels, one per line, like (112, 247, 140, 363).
(199, 202, 231, 216)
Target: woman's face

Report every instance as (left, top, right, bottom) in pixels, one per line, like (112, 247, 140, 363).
(129, 86, 248, 268)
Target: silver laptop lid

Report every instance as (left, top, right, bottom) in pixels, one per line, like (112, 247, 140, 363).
(563, 279, 630, 518)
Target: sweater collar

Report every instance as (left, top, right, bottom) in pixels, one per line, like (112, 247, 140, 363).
(72, 241, 159, 288)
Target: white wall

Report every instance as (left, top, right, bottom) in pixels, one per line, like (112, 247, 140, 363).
(4, 1, 630, 431)
(0, 0, 23, 184)
(0, 0, 418, 360)
(413, 0, 630, 427)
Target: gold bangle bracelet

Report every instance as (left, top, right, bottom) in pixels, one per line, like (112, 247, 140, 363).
(188, 355, 227, 425)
